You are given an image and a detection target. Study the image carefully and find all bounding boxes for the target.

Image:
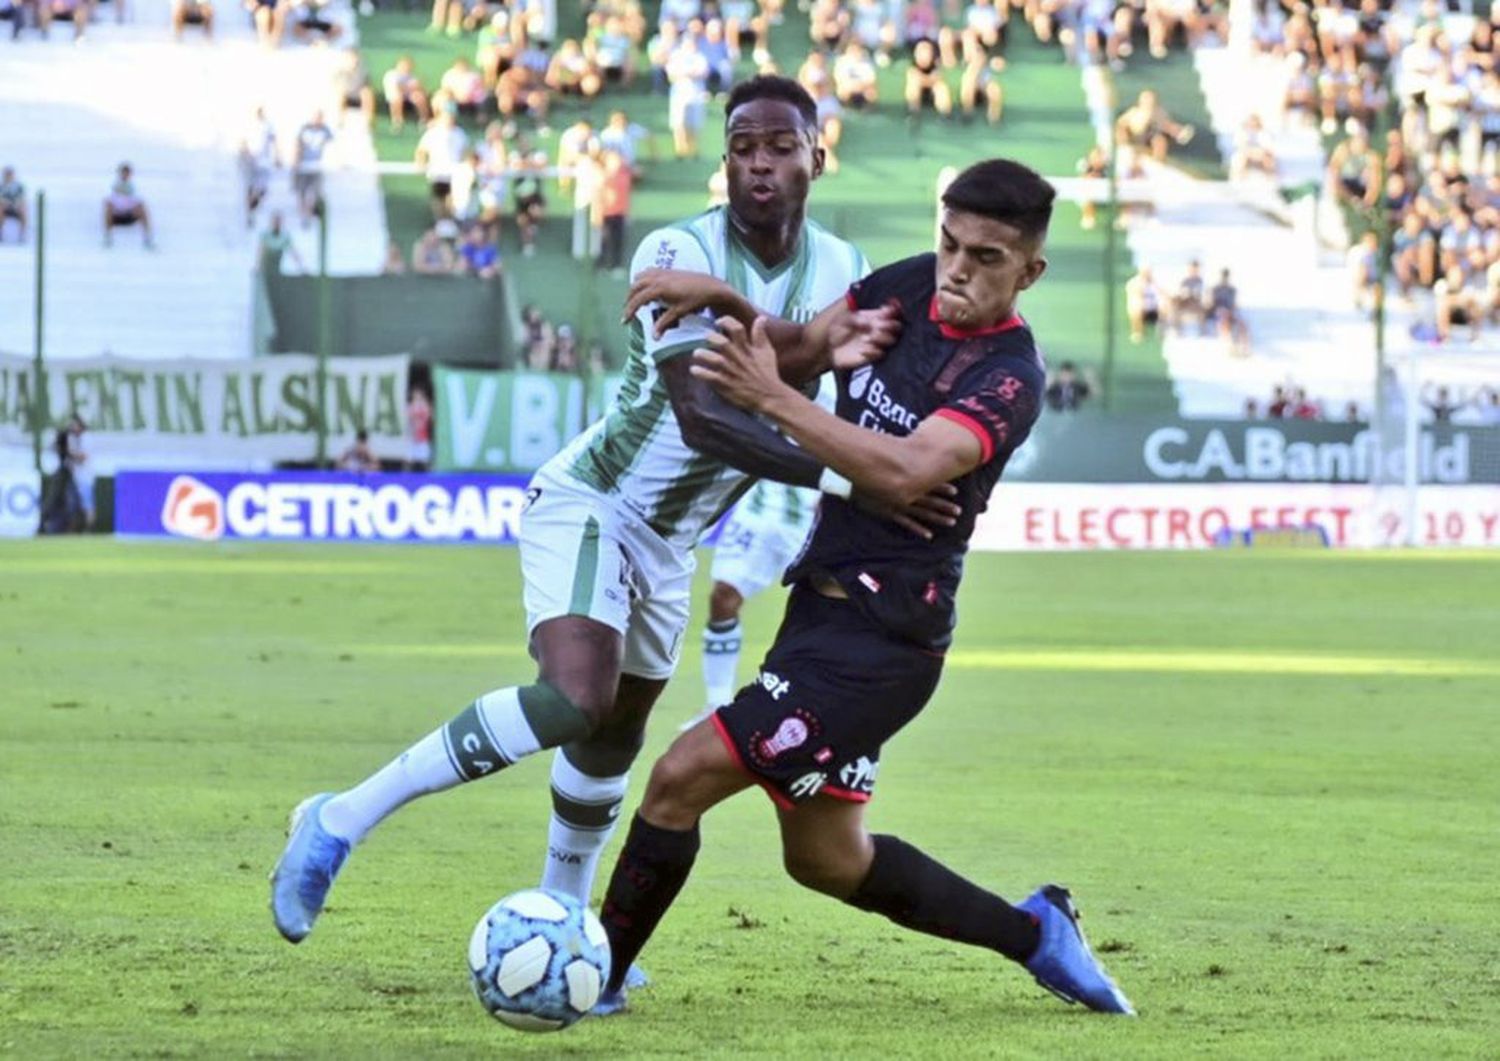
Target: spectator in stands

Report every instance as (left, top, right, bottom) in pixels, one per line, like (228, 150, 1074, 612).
(958, 46, 1004, 125)
(416, 111, 468, 220)
(1231, 114, 1278, 182)
(495, 41, 552, 129)
(1116, 90, 1194, 164)
(476, 10, 523, 89)
(103, 163, 155, 250)
(0, 0, 22, 39)
(1075, 0, 1128, 72)
(511, 147, 547, 257)
(332, 48, 376, 128)
(1075, 146, 1107, 230)
(171, 0, 213, 39)
(1392, 210, 1438, 300)
(441, 57, 489, 119)
(240, 106, 279, 228)
(1347, 230, 1381, 315)
(556, 118, 596, 194)
(547, 38, 604, 100)
(905, 39, 952, 118)
(832, 41, 879, 108)
(599, 110, 650, 172)
(1343, 401, 1361, 423)
(668, 34, 711, 158)
(570, 142, 604, 261)
(292, 111, 335, 227)
(1290, 387, 1320, 421)
(406, 388, 432, 471)
(1282, 51, 1318, 127)
(0, 167, 26, 244)
(1267, 384, 1291, 418)
(458, 224, 501, 279)
(591, 13, 638, 87)
(258, 211, 306, 274)
(337, 430, 381, 472)
(383, 56, 433, 131)
(809, 0, 850, 53)
(809, 79, 844, 174)
(552, 324, 580, 373)
(647, 20, 680, 95)
(289, 0, 341, 43)
(597, 149, 633, 277)
(1044, 361, 1093, 412)
(1434, 264, 1484, 343)
(723, 0, 769, 66)
(246, 0, 285, 48)
(1208, 268, 1250, 355)
(1422, 384, 1460, 423)
(382, 239, 407, 275)
(450, 148, 481, 224)
(39, 0, 87, 40)
(412, 225, 457, 274)
(1475, 387, 1500, 426)
(521, 303, 555, 369)
(44, 415, 91, 533)
(1125, 265, 1163, 343)
(1326, 124, 1378, 211)
(1170, 259, 1207, 334)
(1243, 397, 1260, 420)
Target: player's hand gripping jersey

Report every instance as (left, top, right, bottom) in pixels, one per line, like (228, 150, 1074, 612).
(787, 252, 1046, 649)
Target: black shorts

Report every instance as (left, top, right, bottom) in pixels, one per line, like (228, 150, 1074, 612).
(712, 585, 944, 808)
(109, 210, 139, 226)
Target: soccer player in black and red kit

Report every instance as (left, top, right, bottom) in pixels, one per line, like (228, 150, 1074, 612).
(595, 159, 1134, 1015)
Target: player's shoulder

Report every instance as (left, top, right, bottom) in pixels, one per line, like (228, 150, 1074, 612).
(630, 209, 724, 278)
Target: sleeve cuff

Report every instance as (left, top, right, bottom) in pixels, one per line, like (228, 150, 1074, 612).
(933, 408, 995, 464)
(650, 339, 706, 364)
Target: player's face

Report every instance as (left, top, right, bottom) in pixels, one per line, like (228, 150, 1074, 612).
(934, 208, 1047, 329)
(723, 99, 823, 231)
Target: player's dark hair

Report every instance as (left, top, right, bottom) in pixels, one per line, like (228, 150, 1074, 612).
(725, 75, 818, 132)
(941, 159, 1056, 244)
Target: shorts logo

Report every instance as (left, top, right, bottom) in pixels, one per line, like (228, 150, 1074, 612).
(161, 475, 224, 541)
(838, 756, 879, 794)
(756, 670, 791, 701)
(789, 772, 827, 799)
(523, 487, 542, 512)
(857, 571, 881, 594)
(748, 709, 821, 768)
(813, 746, 833, 765)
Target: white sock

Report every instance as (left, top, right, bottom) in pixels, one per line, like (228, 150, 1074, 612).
(320, 686, 543, 845)
(702, 619, 742, 709)
(539, 749, 629, 903)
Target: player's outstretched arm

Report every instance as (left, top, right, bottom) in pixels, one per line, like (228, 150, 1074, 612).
(624, 269, 896, 385)
(693, 318, 1001, 507)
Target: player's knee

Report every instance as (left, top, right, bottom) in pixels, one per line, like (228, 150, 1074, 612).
(782, 844, 860, 897)
(708, 581, 743, 623)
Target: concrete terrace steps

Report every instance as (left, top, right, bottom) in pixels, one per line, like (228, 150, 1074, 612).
(0, 0, 386, 363)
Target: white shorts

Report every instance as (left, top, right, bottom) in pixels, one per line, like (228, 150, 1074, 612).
(709, 507, 812, 601)
(519, 469, 695, 681)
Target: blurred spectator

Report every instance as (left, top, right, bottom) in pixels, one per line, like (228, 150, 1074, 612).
(809, 0, 850, 53)
(383, 56, 433, 131)
(0, 166, 26, 244)
(1282, 52, 1317, 126)
(570, 144, 604, 261)
(1434, 264, 1483, 343)
(412, 225, 458, 274)
(406, 388, 432, 471)
(600, 110, 651, 171)
(962, 0, 1007, 56)
(723, 0, 769, 65)
(1124, 265, 1162, 343)
(0, 0, 22, 39)
(1115, 90, 1194, 164)
(337, 429, 381, 472)
(103, 163, 155, 250)
(171, 0, 213, 39)
(700, 18, 736, 94)
(1044, 361, 1093, 412)
(1476, 387, 1500, 426)
(441, 57, 489, 119)
(1392, 211, 1438, 300)
(459, 224, 501, 278)
(40, 414, 91, 534)
(647, 21, 680, 95)
(450, 148, 481, 223)
(959, 49, 1004, 125)
(810, 79, 843, 174)
(332, 48, 377, 128)
(416, 111, 468, 220)
(1326, 124, 1378, 211)
(66, 413, 94, 529)
(1208, 268, 1250, 354)
(40, 0, 87, 40)
(240, 106, 279, 228)
(552, 324, 580, 373)
(476, 10, 523, 89)
(1231, 114, 1277, 182)
(495, 40, 552, 128)
(556, 118, 597, 193)
(1421, 385, 1461, 423)
(382, 238, 407, 275)
(905, 39, 952, 118)
(547, 38, 604, 100)
(1076, 145, 1107, 230)
(1347, 230, 1380, 314)
(591, 14, 638, 86)
(1290, 386, 1320, 420)
(522, 303, 556, 369)
(668, 34, 711, 158)
(293, 111, 335, 227)
(511, 148, 547, 257)
(475, 121, 510, 232)
(247, 0, 285, 48)
(258, 211, 306, 274)
(1267, 384, 1291, 418)
(833, 41, 879, 107)
(289, 0, 341, 44)
(1243, 397, 1260, 420)
(598, 150, 633, 276)
(1169, 260, 1207, 334)
(1343, 400, 1361, 423)
(1074, 0, 1127, 72)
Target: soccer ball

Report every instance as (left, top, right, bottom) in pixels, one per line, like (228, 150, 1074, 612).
(467, 888, 612, 1032)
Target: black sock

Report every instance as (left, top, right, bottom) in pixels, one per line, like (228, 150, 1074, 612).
(845, 834, 1041, 963)
(599, 812, 701, 993)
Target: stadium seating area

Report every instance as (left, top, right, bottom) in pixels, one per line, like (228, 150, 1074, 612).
(1, 0, 1493, 420)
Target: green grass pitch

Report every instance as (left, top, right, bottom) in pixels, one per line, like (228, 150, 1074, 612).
(3, 540, 1498, 1056)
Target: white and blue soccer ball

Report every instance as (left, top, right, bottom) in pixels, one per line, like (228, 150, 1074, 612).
(467, 888, 612, 1032)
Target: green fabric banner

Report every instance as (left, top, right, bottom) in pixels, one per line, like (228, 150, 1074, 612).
(434, 367, 623, 472)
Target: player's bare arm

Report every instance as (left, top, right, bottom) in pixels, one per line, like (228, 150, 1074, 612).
(626, 270, 900, 384)
(693, 316, 986, 507)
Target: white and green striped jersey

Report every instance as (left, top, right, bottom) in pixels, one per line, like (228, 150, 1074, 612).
(551, 206, 868, 549)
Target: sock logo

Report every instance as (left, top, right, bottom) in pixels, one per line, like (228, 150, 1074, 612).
(443, 702, 508, 781)
(161, 475, 224, 541)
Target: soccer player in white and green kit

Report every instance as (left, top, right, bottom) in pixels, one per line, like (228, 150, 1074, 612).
(269, 77, 931, 1008)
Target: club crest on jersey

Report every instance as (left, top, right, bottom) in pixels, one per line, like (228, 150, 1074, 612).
(748, 709, 821, 767)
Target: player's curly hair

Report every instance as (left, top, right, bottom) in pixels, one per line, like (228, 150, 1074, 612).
(725, 75, 819, 132)
(941, 159, 1056, 244)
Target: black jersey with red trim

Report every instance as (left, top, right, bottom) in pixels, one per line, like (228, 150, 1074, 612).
(784, 252, 1045, 650)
